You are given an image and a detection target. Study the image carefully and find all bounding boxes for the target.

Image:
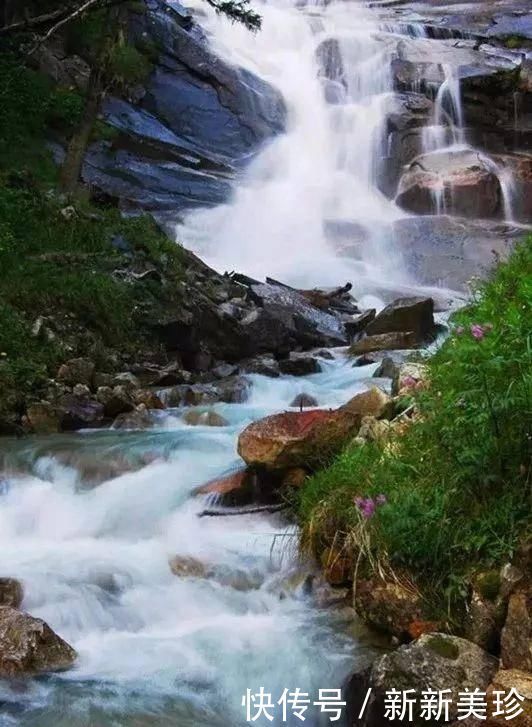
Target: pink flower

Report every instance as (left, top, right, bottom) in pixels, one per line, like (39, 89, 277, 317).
(402, 375, 417, 389)
(470, 324, 485, 340)
(361, 500, 376, 519)
(375, 494, 387, 506)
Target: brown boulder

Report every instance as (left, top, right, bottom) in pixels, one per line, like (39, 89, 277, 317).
(354, 577, 425, 639)
(501, 590, 532, 671)
(57, 357, 95, 387)
(321, 548, 353, 586)
(112, 406, 155, 430)
(341, 387, 393, 420)
(0, 579, 23, 608)
(0, 606, 77, 677)
(365, 297, 435, 342)
(26, 403, 60, 434)
(237, 408, 360, 471)
(485, 669, 532, 727)
(349, 331, 420, 355)
(182, 410, 228, 427)
(96, 385, 135, 418)
(132, 389, 166, 410)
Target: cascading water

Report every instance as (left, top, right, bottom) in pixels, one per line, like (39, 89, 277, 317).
(176, 0, 409, 293)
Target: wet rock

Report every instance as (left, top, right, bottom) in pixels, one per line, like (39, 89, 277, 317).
(96, 385, 135, 418)
(353, 354, 377, 367)
(354, 577, 426, 640)
(364, 297, 436, 343)
(373, 357, 397, 379)
(345, 309, 376, 340)
(312, 573, 351, 609)
(56, 357, 95, 387)
(169, 556, 207, 578)
(166, 376, 251, 407)
(341, 387, 394, 420)
(132, 389, 166, 410)
(351, 633, 497, 726)
(0, 579, 23, 609)
(321, 548, 353, 587)
(396, 150, 502, 218)
(501, 590, 532, 671)
(182, 410, 228, 427)
(278, 356, 321, 376)
(0, 606, 77, 677)
(149, 362, 192, 386)
(112, 372, 141, 389)
(240, 354, 280, 378)
(211, 362, 239, 379)
(237, 408, 360, 471)
(25, 402, 60, 434)
(290, 393, 319, 409)
(112, 405, 155, 430)
(392, 215, 523, 291)
(169, 556, 263, 591)
(350, 331, 420, 355)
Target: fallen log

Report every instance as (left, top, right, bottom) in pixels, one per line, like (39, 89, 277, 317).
(198, 503, 287, 517)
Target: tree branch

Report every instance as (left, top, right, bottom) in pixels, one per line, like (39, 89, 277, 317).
(27, 0, 111, 56)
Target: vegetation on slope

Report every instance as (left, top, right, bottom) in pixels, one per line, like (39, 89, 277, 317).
(298, 238, 532, 618)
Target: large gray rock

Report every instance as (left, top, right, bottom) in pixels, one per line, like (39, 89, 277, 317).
(364, 297, 436, 343)
(83, 0, 286, 211)
(348, 633, 498, 726)
(0, 606, 77, 677)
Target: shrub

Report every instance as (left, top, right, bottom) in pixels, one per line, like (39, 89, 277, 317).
(298, 238, 532, 617)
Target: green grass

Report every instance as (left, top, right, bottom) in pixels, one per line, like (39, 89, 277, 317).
(298, 239, 532, 618)
(0, 55, 184, 401)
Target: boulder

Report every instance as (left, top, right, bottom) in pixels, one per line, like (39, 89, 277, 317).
(240, 354, 280, 378)
(112, 406, 155, 430)
(112, 372, 141, 389)
(350, 633, 498, 726)
(396, 150, 501, 219)
(290, 393, 319, 409)
(373, 357, 398, 380)
(169, 556, 207, 578)
(56, 357, 95, 387)
(182, 410, 228, 427)
(345, 310, 377, 339)
(278, 356, 321, 376)
(321, 547, 353, 586)
(132, 389, 166, 410)
(0, 579, 23, 608)
(169, 556, 262, 591)
(341, 387, 393, 420)
(501, 590, 532, 671)
(96, 385, 135, 418)
(485, 669, 532, 727)
(350, 331, 420, 355)
(354, 577, 426, 640)
(166, 376, 251, 407)
(237, 408, 360, 471)
(57, 393, 104, 431)
(194, 467, 282, 506)
(26, 402, 60, 434)
(0, 606, 77, 677)
(364, 297, 436, 343)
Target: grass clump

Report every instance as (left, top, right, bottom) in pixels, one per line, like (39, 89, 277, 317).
(298, 239, 532, 618)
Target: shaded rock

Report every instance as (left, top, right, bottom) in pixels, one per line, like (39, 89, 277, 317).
(501, 590, 532, 671)
(0, 579, 23, 609)
(321, 547, 353, 587)
(57, 394, 104, 431)
(166, 376, 251, 407)
(278, 356, 321, 376)
(345, 310, 377, 340)
(373, 357, 398, 379)
(341, 387, 393, 420)
(365, 297, 436, 343)
(56, 357, 95, 387)
(96, 385, 135, 418)
(195, 469, 252, 506)
(465, 569, 508, 652)
(350, 331, 420, 355)
(354, 577, 425, 640)
(281, 467, 308, 489)
(238, 408, 361, 471)
(211, 362, 239, 379)
(182, 410, 228, 427)
(112, 372, 141, 389)
(0, 606, 77, 677)
(148, 362, 192, 387)
(353, 354, 377, 367)
(26, 402, 60, 434)
(290, 393, 319, 409)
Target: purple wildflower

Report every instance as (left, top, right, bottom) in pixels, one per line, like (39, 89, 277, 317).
(470, 324, 485, 340)
(354, 496, 364, 508)
(361, 499, 376, 519)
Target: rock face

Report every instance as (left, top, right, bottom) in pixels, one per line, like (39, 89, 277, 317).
(82, 0, 286, 211)
(237, 409, 361, 471)
(0, 606, 77, 677)
(349, 633, 498, 726)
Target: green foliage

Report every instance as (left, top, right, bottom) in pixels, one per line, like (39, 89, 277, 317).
(298, 239, 532, 617)
(107, 43, 153, 86)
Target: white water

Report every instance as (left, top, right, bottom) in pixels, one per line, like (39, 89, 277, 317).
(0, 356, 384, 726)
(176, 0, 409, 292)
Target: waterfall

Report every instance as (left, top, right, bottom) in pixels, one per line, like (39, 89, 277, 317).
(176, 0, 408, 293)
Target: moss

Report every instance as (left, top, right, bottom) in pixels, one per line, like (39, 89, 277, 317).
(426, 635, 459, 661)
(475, 571, 501, 602)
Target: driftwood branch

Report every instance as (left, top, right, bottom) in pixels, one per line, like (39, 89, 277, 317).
(0, 5, 77, 35)
(198, 504, 288, 518)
